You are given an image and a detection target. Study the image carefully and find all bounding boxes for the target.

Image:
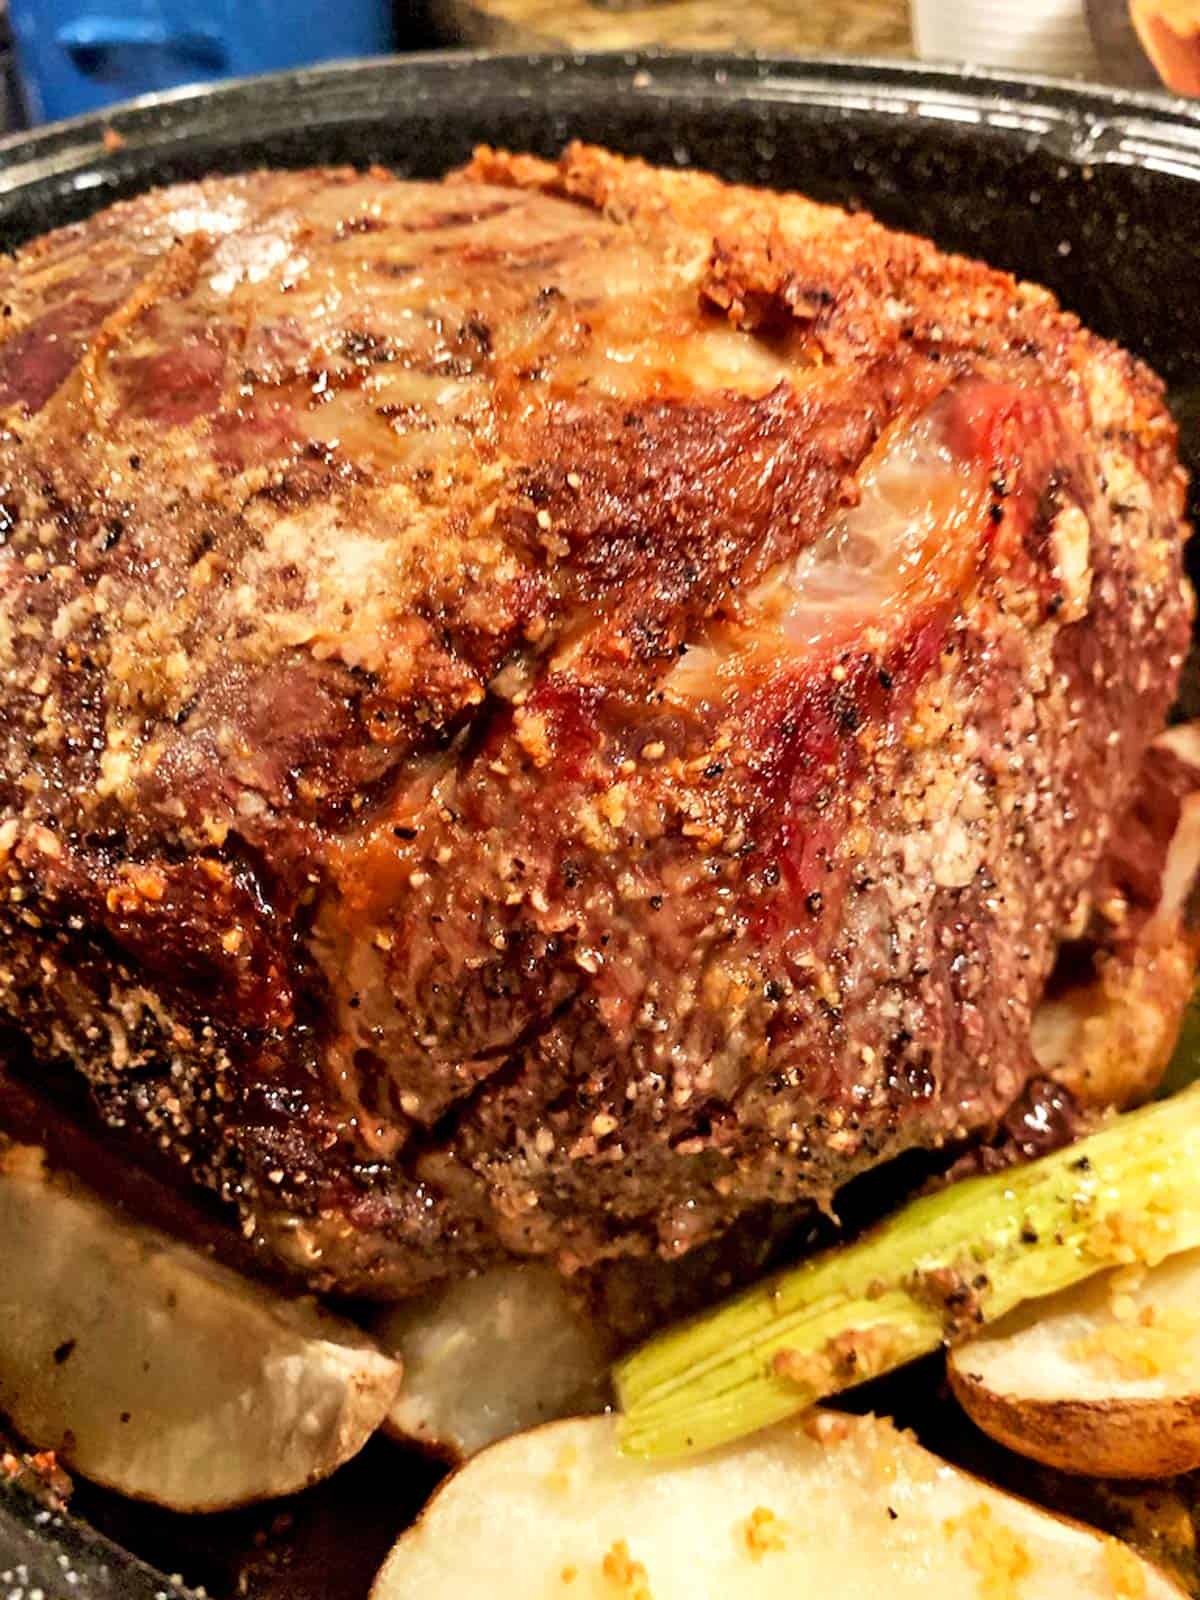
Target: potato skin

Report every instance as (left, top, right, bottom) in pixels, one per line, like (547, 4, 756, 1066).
(370, 1411, 1190, 1599)
(0, 1143, 402, 1511)
(948, 1357, 1200, 1479)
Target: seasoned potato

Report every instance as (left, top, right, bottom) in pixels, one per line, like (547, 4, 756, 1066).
(950, 1248, 1200, 1479)
(372, 1412, 1183, 1598)
(0, 1143, 401, 1511)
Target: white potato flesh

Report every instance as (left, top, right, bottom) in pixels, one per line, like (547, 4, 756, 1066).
(375, 1263, 611, 1461)
(0, 1143, 402, 1511)
(371, 1412, 1182, 1599)
(949, 1247, 1200, 1478)
(954, 1249, 1200, 1405)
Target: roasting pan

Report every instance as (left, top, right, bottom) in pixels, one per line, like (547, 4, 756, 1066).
(1, 48, 1199, 1599)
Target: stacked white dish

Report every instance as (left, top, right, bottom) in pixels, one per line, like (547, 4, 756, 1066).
(913, 0, 1101, 76)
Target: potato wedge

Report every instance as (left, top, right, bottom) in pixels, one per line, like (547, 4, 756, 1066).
(1032, 918, 1200, 1110)
(949, 1246, 1200, 1480)
(371, 1412, 1183, 1598)
(0, 1142, 402, 1511)
(375, 1263, 611, 1461)
(1032, 723, 1200, 1111)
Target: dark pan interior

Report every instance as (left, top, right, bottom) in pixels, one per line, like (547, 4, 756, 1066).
(0, 49, 1198, 1598)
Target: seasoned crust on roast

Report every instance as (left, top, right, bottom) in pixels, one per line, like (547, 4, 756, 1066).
(0, 144, 1191, 1295)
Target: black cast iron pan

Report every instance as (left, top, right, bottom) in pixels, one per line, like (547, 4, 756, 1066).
(0, 48, 1199, 1598)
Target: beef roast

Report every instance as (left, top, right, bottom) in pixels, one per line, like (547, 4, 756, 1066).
(0, 145, 1191, 1297)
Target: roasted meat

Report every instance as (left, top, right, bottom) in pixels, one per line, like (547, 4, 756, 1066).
(0, 145, 1191, 1297)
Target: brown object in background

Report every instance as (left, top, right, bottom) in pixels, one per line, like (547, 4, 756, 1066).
(1087, 0, 1161, 81)
(430, 0, 910, 54)
(1130, 0, 1200, 92)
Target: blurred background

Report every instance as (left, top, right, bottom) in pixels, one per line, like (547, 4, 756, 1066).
(0, 0, 1194, 132)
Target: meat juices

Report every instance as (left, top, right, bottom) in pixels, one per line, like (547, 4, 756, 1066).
(0, 145, 1191, 1298)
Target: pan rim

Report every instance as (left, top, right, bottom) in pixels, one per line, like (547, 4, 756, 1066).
(0, 48, 1197, 189)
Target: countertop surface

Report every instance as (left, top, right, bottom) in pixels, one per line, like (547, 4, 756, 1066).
(431, 0, 912, 54)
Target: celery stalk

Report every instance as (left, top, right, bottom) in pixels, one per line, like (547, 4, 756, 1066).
(616, 1085, 1200, 1458)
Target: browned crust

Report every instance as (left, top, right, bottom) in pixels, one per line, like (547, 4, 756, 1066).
(0, 148, 1190, 1297)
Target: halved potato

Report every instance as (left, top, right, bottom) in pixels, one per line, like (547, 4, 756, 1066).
(1031, 918, 1200, 1110)
(1032, 723, 1200, 1112)
(375, 1262, 611, 1461)
(949, 1246, 1200, 1480)
(371, 1411, 1183, 1598)
(0, 1142, 402, 1511)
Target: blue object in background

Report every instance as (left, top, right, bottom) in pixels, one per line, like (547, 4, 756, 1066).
(8, 0, 395, 123)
